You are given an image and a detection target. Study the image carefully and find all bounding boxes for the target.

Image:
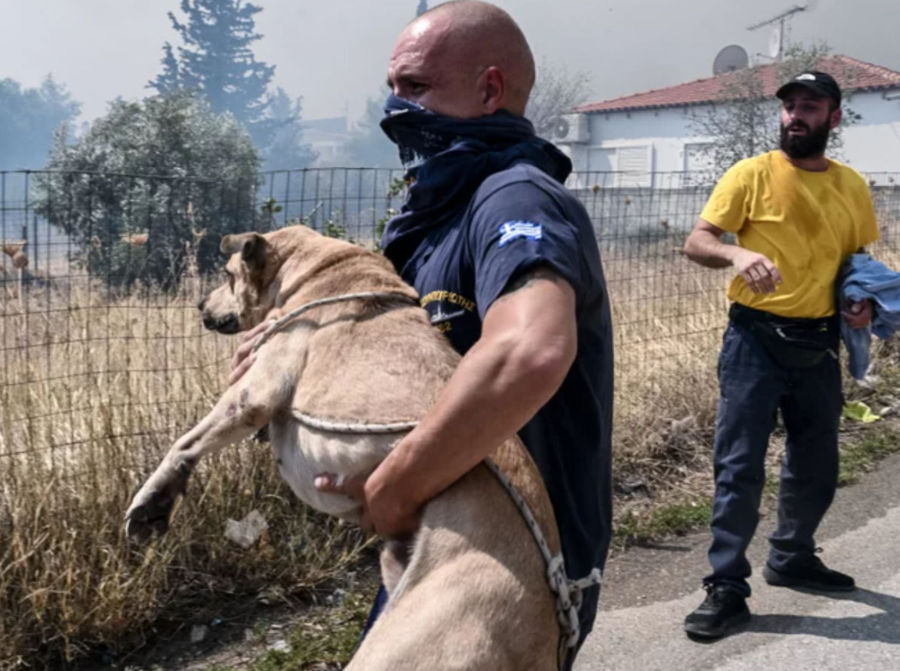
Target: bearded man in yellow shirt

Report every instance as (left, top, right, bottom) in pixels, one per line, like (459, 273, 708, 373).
(682, 71, 879, 640)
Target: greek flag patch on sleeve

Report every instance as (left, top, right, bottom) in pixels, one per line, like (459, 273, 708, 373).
(498, 221, 542, 247)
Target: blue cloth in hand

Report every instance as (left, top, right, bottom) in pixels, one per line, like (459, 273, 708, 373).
(839, 253, 900, 379)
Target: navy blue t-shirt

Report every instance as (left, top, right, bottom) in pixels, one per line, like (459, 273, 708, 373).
(403, 163, 614, 635)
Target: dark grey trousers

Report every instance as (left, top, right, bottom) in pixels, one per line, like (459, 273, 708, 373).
(705, 320, 843, 597)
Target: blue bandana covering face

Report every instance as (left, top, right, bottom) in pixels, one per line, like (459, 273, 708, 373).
(378, 94, 572, 278)
(380, 96, 464, 172)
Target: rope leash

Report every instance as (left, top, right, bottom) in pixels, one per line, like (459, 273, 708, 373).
(483, 458, 602, 662)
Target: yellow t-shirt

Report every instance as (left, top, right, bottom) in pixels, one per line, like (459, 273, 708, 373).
(700, 150, 879, 318)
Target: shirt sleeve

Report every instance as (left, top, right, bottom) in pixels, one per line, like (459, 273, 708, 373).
(467, 180, 585, 320)
(699, 162, 750, 233)
(855, 179, 880, 249)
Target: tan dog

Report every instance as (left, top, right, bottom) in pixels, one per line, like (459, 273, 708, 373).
(125, 224, 562, 670)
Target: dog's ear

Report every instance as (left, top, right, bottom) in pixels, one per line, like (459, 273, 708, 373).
(220, 233, 251, 255)
(239, 234, 268, 275)
(220, 234, 242, 255)
(220, 233, 267, 274)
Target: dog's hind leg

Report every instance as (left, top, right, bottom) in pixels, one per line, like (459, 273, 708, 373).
(125, 341, 299, 542)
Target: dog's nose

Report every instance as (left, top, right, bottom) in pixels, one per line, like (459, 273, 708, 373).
(197, 297, 206, 312)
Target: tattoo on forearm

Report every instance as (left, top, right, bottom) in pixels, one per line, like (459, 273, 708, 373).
(496, 267, 558, 303)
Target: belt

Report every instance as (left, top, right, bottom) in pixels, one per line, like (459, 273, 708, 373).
(728, 302, 836, 332)
(728, 302, 838, 368)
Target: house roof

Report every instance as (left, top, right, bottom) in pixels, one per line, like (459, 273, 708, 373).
(575, 55, 900, 114)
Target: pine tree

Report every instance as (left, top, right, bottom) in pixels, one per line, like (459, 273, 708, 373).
(149, 0, 275, 140)
(150, 43, 181, 93)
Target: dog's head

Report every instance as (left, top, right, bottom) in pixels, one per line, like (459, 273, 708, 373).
(199, 232, 278, 334)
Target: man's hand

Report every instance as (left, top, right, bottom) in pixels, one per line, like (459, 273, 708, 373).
(685, 219, 782, 296)
(731, 248, 782, 294)
(842, 299, 873, 329)
(228, 319, 273, 385)
(314, 471, 421, 540)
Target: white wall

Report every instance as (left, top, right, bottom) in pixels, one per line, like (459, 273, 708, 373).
(841, 91, 900, 180)
(567, 105, 710, 188)
(565, 89, 900, 186)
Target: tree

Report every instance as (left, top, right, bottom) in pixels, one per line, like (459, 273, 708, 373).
(149, 0, 293, 156)
(258, 87, 317, 170)
(687, 43, 861, 180)
(340, 96, 401, 168)
(0, 76, 80, 170)
(153, 43, 181, 93)
(526, 61, 592, 139)
(36, 91, 260, 289)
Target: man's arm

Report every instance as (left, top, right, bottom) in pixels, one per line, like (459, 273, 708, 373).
(683, 218, 782, 294)
(841, 247, 874, 329)
(684, 219, 871, 326)
(315, 267, 577, 538)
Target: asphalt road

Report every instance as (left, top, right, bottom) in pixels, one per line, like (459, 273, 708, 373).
(575, 452, 900, 671)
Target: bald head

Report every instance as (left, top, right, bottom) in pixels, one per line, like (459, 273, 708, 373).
(421, 1, 536, 109)
(387, 0, 535, 117)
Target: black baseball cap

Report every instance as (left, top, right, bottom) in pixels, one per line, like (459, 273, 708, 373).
(776, 71, 842, 106)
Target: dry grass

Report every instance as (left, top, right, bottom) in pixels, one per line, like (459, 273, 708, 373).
(0, 279, 368, 670)
(2, 218, 900, 668)
(605, 244, 729, 524)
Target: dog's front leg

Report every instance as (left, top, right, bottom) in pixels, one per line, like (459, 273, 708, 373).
(125, 352, 295, 543)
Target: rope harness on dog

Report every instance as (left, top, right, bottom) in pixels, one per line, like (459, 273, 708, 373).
(252, 291, 602, 670)
(250, 291, 419, 353)
(291, 411, 420, 435)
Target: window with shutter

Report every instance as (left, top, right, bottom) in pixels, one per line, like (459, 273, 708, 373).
(616, 145, 652, 187)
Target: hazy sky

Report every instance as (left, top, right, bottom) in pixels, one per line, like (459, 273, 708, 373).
(2, 0, 898, 124)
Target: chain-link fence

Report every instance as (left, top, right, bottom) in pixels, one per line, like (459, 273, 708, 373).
(2, 167, 899, 473)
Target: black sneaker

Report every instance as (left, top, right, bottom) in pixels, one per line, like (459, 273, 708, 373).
(762, 555, 855, 592)
(684, 584, 751, 640)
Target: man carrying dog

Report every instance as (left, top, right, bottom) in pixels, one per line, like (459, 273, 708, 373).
(233, 1, 613, 666)
(682, 71, 879, 640)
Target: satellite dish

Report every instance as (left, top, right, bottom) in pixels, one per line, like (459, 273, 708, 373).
(768, 26, 782, 59)
(713, 45, 750, 75)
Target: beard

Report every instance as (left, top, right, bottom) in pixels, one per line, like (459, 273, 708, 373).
(779, 119, 831, 159)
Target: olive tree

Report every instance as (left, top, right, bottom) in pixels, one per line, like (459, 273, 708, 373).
(36, 91, 260, 289)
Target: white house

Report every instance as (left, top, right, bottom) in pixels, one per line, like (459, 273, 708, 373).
(556, 55, 900, 188)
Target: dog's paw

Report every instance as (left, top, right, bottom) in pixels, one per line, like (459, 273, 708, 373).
(125, 467, 188, 544)
(125, 497, 173, 544)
